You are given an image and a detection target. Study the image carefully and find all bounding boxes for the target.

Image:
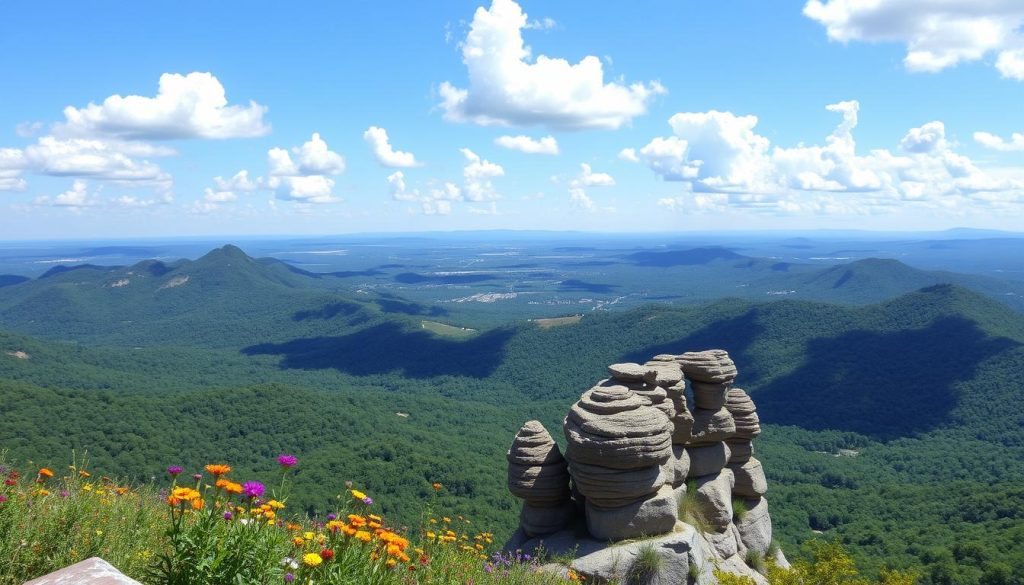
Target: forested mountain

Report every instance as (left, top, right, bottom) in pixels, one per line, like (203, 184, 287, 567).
(1, 247, 1023, 583)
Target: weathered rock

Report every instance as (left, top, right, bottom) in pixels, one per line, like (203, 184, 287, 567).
(688, 407, 736, 445)
(649, 354, 678, 363)
(726, 439, 753, 464)
(565, 387, 673, 469)
(730, 458, 768, 498)
(521, 502, 576, 537)
(732, 412, 762, 440)
(705, 525, 739, 559)
(732, 522, 748, 560)
(508, 420, 568, 466)
(686, 443, 731, 478)
(693, 469, 735, 530)
(736, 497, 772, 558)
(691, 380, 731, 410)
(663, 445, 691, 486)
(725, 388, 757, 415)
(507, 421, 571, 505)
(678, 349, 738, 383)
(718, 553, 770, 585)
(607, 362, 657, 384)
(643, 360, 685, 386)
(24, 558, 142, 585)
(585, 484, 679, 541)
(570, 461, 666, 507)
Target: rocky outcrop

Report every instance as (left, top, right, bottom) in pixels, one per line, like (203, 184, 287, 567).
(507, 421, 573, 536)
(506, 349, 786, 583)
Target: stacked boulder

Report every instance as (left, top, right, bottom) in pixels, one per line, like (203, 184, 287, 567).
(724, 388, 774, 561)
(505, 349, 784, 583)
(507, 421, 574, 537)
(564, 377, 677, 540)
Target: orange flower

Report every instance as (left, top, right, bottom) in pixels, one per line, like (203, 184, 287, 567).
(432, 482, 442, 491)
(354, 530, 372, 543)
(204, 464, 231, 476)
(38, 468, 54, 479)
(191, 498, 205, 510)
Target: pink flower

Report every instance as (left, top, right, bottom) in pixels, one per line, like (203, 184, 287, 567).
(242, 481, 265, 499)
(277, 454, 298, 468)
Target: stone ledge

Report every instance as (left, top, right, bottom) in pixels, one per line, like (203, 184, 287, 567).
(24, 557, 141, 585)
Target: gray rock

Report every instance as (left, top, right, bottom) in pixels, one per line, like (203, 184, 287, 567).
(726, 439, 753, 464)
(24, 558, 142, 585)
(521, 501, 576, 537)
(565, 387, 674, 469)
(688, 407, 736, 445)
(565, 418, 674, 469)
(736, 497, 772, 558)
(678, 349, 738, 383)
(691, 381, 731, 410)
(570, 461, 666, 507)
(508, 420, 567, 466)
(730, 458, 768, 498)
(705, 525, 738, 558)
(643, 361, 685, 386)
(569, 524, 704, 585)
(732, 412, 762, 440)
(693, 469, 735, 530)
(608, 362, 657, 383)
(663, 445, 691, 486)
(686, 443, 731, 478)
(732, 522, 748, 560)
(586, 484, 679, 541)
(649, 354, 678, 362)
(508, 421, 571, 505)
(725, 388, 757, 415)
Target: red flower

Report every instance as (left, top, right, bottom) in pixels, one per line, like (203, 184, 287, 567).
(4, 479, 15, 486)
(320, 549, 335, 561)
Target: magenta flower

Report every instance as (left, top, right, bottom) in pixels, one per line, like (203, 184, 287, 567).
(362, 496, 373, 505)
(223, 511, 233, 521)
(242, 481, 265, 499)
(277, 454, 298, 468)
(284, 573, 295, 583)
(0, 494, 7, 504)
(167, 466, 183, 476)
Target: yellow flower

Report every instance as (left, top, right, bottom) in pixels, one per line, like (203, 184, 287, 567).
(304, 531, 315, 540)
(267, 499, 285, 509)
(79, 470, 91, 478)
(354, 530, 372, 543)
(302, 553, 323, 567)
(350, 489, 366, 500)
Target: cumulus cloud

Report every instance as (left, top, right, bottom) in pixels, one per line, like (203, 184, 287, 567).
(568, 163, 614, 211)
(494, 134, 559, 155)
(213, 169, 260, 192)
(0, 148, 28, 191)
(803, 0, 1024, 78)
(59, 72, 270, 139)
(461, 148, 504, 201)
(974, 131, 1024, 152)
(265, 133, 344, 204)
(618, 148, 639, 163)
(631, 100, 1024, 215)
(23, 136, 173, 187)
(363, 126, 421, 167)
(439, 0, 665, 130)
(34, 180, 98, 208)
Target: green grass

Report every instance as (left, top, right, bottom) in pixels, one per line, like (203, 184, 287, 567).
(626, 543, 662, 585)
(420, 320, 478, 339)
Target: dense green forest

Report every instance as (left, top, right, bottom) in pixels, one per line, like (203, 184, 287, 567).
(1, 247, 1022, 583)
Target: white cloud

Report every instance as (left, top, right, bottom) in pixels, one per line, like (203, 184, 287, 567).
(265, 133, 344, 204)
(363, 126, 421, 167)
(213, 169, 260, 192)
(974, 131, 1024, 152)
(59, 72, 269, 139)
(422, 200, 453, 215)
(15, 121, 43, 138)
(567, 163, 614, 211)
(618, 148, 639, 163)
(268, 133, 345, 176)
(803, 0, 1024, 78)
(203, 188, 238, 203)
(23, 136, 173, 186)
(439, 0, 665, 130)
(0, 148, 27, 191)
(630, 100, 1024, 215)
(35, 180, 98, 208)
(494, 134, 559, 155)
(461, 148, 504, 201)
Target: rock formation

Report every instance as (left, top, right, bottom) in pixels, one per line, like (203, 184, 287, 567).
(505, 349, 787, 584)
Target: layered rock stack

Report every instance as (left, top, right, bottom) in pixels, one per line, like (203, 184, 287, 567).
(505, 349, 784, 584)
(507, 421, 574, 537)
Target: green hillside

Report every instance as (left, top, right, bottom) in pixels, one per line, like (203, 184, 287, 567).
(1, 248, 1023, 583)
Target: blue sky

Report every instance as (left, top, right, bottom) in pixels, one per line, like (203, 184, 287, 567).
(2, 0, 1024, 238)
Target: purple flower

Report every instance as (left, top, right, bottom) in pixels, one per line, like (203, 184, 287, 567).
(223, 511, 233, 521)
(277, 454, 298, 468)
(326, 513, 337, 521)
(167, 466, 183, 476)
(59, 489, 70, 498)
(192, 474, 202, 482)
(242, 481, 265, 499)
(284, 573, 295, 582)
(361, 496, 373, 505)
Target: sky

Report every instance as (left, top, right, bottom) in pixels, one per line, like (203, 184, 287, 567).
(2, 0, 1024, 239)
